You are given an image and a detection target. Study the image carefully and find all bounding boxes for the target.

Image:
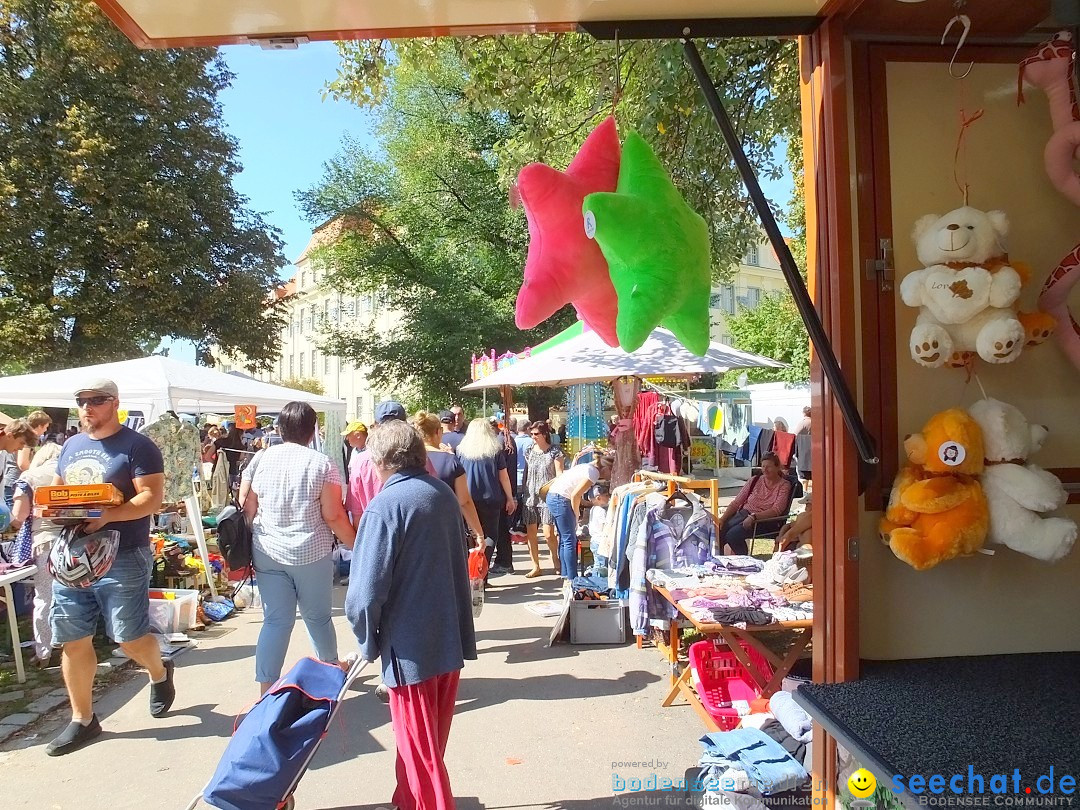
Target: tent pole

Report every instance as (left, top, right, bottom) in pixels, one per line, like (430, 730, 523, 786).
(681, 37, 878, 466)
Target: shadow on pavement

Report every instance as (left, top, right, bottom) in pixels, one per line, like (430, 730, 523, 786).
(184, 642, 257, 667)
(318, 801, 484, 810)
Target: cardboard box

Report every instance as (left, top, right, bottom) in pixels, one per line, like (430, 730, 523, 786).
(34, 484, 123, 507)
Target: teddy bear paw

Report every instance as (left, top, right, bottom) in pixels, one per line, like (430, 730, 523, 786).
(909, 325, 952, 367)
(975, 318, 1025, 364)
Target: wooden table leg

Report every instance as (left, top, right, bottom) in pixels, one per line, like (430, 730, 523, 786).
(662, 660, 720, 731)
(3, 583, 26, 684)
(761, 630, 812, 695)
(662, 662, 692, 707)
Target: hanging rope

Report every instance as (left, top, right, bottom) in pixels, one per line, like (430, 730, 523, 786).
(953, 106, 984, 205)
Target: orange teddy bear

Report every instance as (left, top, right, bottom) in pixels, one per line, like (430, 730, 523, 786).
(879, 408, 989, 570)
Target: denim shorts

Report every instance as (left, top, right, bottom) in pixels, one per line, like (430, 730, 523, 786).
(51, 545, 153, 645)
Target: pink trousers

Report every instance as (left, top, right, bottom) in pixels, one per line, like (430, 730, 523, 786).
(389, 669, 461, 810)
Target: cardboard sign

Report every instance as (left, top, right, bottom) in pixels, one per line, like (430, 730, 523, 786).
(234, 404, 257, 430)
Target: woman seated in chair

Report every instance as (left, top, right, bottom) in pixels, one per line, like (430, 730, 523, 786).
(716, 452, 792, 556)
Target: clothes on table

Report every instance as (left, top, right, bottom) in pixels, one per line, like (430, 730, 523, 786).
(699, 728, 809, 795)
(746, 552, 808, 589)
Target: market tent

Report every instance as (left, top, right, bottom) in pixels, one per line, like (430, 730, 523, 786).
(462, 327, 783, 390)
(0, 356, 346, 421)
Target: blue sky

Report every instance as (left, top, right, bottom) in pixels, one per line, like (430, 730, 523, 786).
(161, 42, 793, 364)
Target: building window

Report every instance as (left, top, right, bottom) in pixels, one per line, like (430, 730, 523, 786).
(300, 270, 306, 288)
(356, 397, 363, 419)
(299, 308, 306, 334)
(278, 357, 283, 379)
(299, 353, 305, 378)
(721, 333, 732, 345)
(746, 286, 761, 308)
(311, 349, 316, 374)
(744, 244, 759, 266)
(722, 284, 736, 315)
(289, 355, 295, 377)
(323, 299, 330, 322)
(324, 354, 331, 374)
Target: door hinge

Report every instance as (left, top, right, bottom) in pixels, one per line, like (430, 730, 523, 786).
(847, 537, 860, 561)
(864, 238, 895, 292)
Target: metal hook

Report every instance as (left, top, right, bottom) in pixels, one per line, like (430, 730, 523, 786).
(942, 14, 973, 79)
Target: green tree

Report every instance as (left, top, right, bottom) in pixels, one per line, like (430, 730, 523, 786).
(299, 56, 576, 408)
(0, 0, 287, 371)
(330, 34, 800, 279)
(721, 291, 810, 386)
(275, 377, 326, 396)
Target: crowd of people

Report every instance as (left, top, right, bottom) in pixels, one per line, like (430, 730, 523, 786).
(1, 382, 614, 809)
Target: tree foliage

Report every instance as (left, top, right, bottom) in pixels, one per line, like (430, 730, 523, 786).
(721, 292, 810, 386)
(0, 0, 287, 371)
(299, 55, 577, 407)
(330, 34, 801, 280)
(275, 377, 326, 396)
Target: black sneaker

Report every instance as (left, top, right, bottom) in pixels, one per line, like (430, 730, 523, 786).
(45, 715, 102, 756)
(149, 659, 175, 717)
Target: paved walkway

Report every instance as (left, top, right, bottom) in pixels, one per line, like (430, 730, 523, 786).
(0, 547, 706, 810)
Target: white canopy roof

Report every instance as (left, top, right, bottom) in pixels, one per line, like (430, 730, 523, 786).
(0, 356, 346, 420)
(462, 327, 783, 390)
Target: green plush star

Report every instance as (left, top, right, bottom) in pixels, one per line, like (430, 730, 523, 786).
(582, 130, 712, 356)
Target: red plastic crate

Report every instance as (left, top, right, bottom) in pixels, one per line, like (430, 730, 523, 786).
(689, 638, 775, 730)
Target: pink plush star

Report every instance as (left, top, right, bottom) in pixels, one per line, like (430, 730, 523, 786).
(514, 116, 621, 346)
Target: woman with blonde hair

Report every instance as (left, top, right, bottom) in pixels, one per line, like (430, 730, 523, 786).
(456, 418, 515, 562)
(410, 411, 486, 546)
(9, 442, 64, 667)
(521, 421, 565, 577)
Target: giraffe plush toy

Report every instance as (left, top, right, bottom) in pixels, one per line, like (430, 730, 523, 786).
(1019, 31, 1080, 373)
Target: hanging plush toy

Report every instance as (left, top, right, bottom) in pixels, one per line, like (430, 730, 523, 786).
(514, 116, 621, 347)
(900, 206, 1054, 368)
(581, 131, 712, 356)
(1018, 32, 1080, 375)
(967, 398, 1077, 563)
(879, 408, 989, 570)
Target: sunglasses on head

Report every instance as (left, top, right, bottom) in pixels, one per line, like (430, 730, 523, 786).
(76, 395, 114, 408)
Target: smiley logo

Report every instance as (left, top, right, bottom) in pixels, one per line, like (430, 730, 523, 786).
(848, 768, 877, 799)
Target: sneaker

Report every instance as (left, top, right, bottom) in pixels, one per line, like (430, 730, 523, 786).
(489, 564, 514, 575)
(375, 683, 390, 704)
(149, 659, 175, 717)
(45, 715, 102, 756)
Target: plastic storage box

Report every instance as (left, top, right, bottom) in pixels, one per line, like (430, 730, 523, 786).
(569, 598, 626, 644)
(689, 638, 775, 730)
(148, 588, 199, 634)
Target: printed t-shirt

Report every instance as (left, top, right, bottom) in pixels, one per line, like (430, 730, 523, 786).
(58, 426, 165, 551)
(548, 463, 599, 499)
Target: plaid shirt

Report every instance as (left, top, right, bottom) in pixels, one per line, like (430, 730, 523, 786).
(250, 443, 341, 566)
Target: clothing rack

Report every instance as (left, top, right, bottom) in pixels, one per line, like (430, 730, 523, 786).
(631, 470, 719, 518)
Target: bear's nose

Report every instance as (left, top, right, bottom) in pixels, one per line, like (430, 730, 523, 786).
(947, 224, 960, 231)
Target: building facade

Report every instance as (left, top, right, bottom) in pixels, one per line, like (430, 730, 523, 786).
(214, 220, 393, 424)
(708, 237, 790, 345)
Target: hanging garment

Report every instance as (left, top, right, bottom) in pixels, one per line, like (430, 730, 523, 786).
(210, 454, 231, 508)
(757, 428, 776, 461)
(794, 433, 813, 478)
(629, 493, 717, 635)
(654, 404, 683, 448)
(738, 425, 763, 465)
(773, 431, 796, 467)
(634, 392, 661, 467)
(697, 402, 719, 436)
(142, 413, 203, 505)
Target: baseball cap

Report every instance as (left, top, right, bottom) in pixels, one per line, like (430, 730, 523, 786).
(74, 378, 118, 398)
(374, 400, 407, 423)
(341, 420, 368, 436)
(438, 410, 454, 424)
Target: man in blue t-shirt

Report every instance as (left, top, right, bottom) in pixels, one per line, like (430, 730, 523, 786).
(46, 378, 172, 757)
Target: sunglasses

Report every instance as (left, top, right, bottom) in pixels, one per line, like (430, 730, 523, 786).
(530, 431, 543, 436)
(76, 395, 115, 408)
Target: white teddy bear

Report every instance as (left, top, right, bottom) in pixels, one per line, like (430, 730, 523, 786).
(901, 206, 1025, 367)
(967, 398, 1077, 563)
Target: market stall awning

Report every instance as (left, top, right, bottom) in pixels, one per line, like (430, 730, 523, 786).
(92, 0, 827, 49)
(0, 356, 346, 419)
(462, 327, 783, 390)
